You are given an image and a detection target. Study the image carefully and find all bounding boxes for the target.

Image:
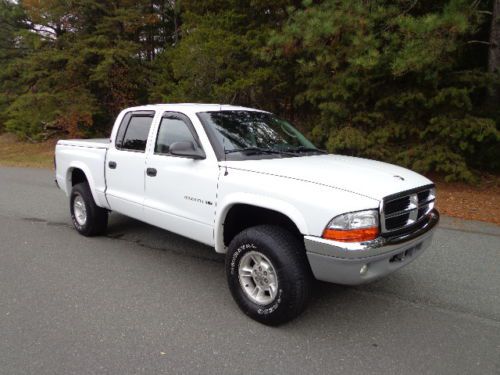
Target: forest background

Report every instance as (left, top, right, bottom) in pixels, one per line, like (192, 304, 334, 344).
(0, 0, 499, 182)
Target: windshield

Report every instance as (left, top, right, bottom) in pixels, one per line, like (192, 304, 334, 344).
(197, 110, 320, 159)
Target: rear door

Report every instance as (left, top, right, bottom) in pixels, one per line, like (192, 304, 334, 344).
(105, 110, 155, 220)
(143, 111, 219, 246)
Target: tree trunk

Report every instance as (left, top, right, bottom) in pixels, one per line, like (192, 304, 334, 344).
(489, 0, 500, 73)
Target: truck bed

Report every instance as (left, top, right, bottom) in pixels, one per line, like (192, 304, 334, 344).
(55, 138, 110, 209)
(57, 138, 110, 149)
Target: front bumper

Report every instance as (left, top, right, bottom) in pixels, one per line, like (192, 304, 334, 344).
(304, 209, 439, 285)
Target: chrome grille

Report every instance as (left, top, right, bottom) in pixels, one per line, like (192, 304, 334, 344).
(381, 185, 435, 233)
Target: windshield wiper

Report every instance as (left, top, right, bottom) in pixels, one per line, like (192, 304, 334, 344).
(224, 147, 296, 156)
(286, 146, 327, 154)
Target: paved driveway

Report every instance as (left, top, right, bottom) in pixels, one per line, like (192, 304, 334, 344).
(0, 167, 499, 374)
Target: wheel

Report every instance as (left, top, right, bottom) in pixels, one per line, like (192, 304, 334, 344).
(226, 225, 312, 325)
(70, 182, 108, 236)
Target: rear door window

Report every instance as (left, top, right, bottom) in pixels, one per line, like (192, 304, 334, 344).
(116, 112, 154, 152)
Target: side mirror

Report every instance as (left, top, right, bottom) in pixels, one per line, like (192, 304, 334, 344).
(169, 141, 206, 160)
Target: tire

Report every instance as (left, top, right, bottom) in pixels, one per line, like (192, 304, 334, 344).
(70, 182, 108, 236)
(226, 225, 312, 325)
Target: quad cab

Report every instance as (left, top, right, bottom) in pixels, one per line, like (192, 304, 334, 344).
(55, 104, 439, 325)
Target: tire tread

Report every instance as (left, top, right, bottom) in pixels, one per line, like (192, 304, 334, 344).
(226, 224, 311, 325)
(70, 182, 108, 236)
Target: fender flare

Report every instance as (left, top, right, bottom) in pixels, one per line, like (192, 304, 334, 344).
(65, 162, 101, 205)
(214, 192, 308, 253)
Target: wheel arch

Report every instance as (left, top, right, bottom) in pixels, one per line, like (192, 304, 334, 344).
(214, 193, 308, 253)
(65, 162, 100, 205)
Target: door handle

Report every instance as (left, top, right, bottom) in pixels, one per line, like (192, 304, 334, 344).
(108, 161, 117, 169)
(146, 168, 157, 177)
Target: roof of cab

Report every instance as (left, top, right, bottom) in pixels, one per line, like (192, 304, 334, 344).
(122, 103, 268, 114)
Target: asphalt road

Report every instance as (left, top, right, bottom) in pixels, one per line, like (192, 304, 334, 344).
(0, 167, 499, 375)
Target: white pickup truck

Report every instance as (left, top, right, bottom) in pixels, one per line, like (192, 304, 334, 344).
(55, 103, 439, 325)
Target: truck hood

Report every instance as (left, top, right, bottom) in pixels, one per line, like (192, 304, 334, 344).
(223, 154, 432, 201)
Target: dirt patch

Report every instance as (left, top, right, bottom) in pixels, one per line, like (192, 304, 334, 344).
(435, 176, 500, 225)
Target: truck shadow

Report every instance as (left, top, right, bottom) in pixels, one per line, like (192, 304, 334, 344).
(106, 212, 225, 263)
(104, 212, 411, 328)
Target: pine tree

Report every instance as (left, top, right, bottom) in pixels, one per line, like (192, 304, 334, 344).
(267, 0, 499, 180)
(0, 0, 498, 179)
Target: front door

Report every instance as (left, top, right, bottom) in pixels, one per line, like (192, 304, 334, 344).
(105, 110, 155, 220)
(143, 112, 218, 246)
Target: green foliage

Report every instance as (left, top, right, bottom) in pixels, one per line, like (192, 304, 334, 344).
(267, 0, 499, 181)
(0, 0, 498, 180)
(0, 0, 171, 137)
(149, 1, 293, 113)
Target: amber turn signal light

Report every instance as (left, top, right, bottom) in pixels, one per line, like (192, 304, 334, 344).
(322, 227, 379, 242)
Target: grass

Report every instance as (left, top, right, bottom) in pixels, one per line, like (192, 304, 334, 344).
(0, 133, 55, 168)
(0, 133, 498, 225)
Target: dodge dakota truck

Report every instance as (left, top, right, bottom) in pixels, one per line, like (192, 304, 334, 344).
(55, 103, 439, 325)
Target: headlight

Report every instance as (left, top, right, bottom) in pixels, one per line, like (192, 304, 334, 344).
(322, 209, 379, 242)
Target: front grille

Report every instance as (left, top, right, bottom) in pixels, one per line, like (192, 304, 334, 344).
(384, 196, 410, 214)
(417, 190, 430, 202)
(386, 213, 410, 230)
(381, 185, 435, 233)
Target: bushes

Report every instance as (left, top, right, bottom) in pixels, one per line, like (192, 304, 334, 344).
(266, 0, 499, 180)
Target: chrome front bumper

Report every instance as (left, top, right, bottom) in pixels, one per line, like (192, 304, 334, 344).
(304, 210, 440, 285)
